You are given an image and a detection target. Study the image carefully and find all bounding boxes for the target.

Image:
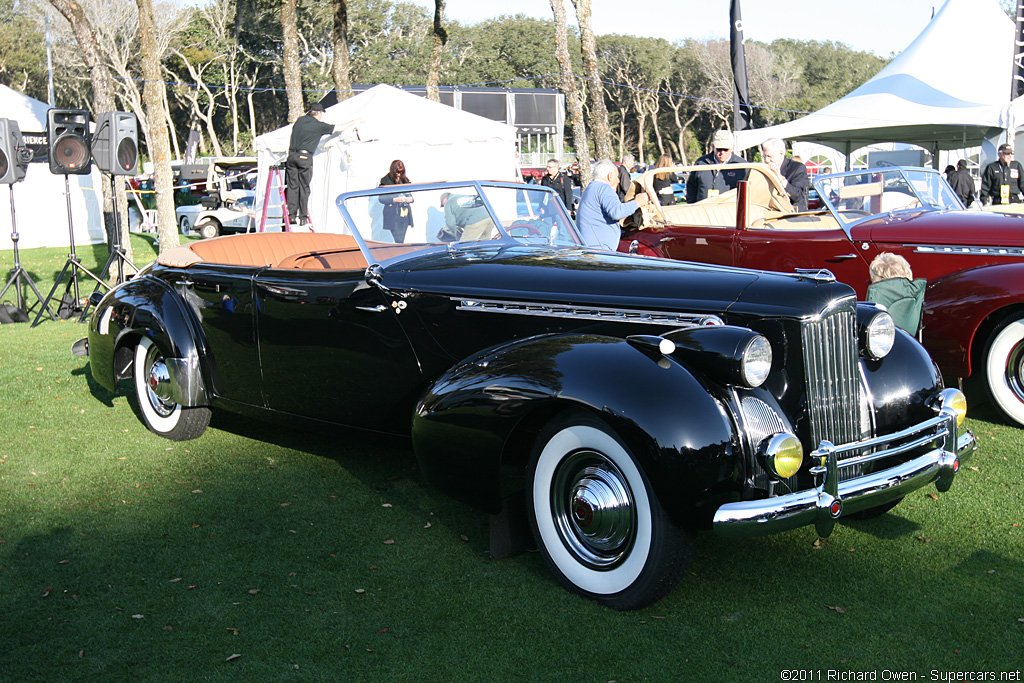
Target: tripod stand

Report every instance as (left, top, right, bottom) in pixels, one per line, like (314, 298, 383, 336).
(0, 185, 55, 321)
(32, 175, 107, 327)
(78, 175, 138, 322)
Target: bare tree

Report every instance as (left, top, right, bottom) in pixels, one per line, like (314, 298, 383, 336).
(425, 0, 446, 102)
(331, 0, 353, 101)
(47, 0, 135, 267)
(570, 0, 611, 161)
(281, 0, 303, 120)
(137, 0, 177, 252)
(549, 0, 590, 185)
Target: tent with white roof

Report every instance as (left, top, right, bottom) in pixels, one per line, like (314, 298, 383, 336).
(733, 0, 1014, 166)
(0, 84, 105, 250)
(253, 84, 519, 237)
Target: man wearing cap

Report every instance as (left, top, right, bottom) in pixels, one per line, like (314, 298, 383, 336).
(980, 143, 1024, 206)
(685, 130, 747, 204)
(285, 102, 335, 227)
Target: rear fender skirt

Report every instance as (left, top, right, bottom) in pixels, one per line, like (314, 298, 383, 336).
(88, 275, 210, 406)
(412, 333, 738, 518)
(924, 263, 1024, 378)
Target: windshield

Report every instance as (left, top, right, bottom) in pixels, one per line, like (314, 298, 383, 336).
(814, 167, 963, 229)
(336, 181, 584, 264)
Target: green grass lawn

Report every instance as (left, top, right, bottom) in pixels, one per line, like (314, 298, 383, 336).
(1, 242, 1023, 681)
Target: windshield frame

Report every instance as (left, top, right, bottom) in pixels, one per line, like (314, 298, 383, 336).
(812, 166, 965, 234)
(335, 180, 584, 267)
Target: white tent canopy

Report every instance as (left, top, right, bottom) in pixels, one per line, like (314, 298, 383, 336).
(733, 0, 1014, 160)
(0, 84, 105, 250)
(254, 84, 519, 238)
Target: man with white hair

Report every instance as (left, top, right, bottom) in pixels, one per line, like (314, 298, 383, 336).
(760, 137, 809, 211)
(576, 158, 650, 250)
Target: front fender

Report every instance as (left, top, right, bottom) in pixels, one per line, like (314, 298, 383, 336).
(862, 327, 944, 431)
(924, 263, 1024, 378)
(87, 274, 208, 405)
(412, 333, 738, 519)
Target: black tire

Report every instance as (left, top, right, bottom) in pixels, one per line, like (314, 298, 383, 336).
(179, 216, 191, 235)
(526, 411, 693, 610)
(197, 220, 220, 239)
(132, 337, 210, 441)
(983, 314, 1024, 427)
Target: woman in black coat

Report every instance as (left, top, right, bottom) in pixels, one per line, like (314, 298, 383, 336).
(378, 160, 413, 242)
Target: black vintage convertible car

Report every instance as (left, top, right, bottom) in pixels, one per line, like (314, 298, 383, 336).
(75, 181, 976, 609)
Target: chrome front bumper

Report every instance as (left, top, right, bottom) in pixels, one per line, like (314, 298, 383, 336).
(713, 409, 976, 538)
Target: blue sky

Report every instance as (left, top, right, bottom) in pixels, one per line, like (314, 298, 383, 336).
(410, 0, 963, 58)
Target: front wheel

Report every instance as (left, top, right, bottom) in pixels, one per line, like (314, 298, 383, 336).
(179, 216, 191, 234)
(197, 220, 220, 239)
(132, 337, 210, 441)
(527, 412, 693, 610)
(983, 315, 1024, 427)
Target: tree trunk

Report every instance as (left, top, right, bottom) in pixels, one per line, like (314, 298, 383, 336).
(137, 0, 178, 253)
(281, 0, 303, 120)
(331, 0, 353, 102)
(550, 0, 590, 186)
(48, 0, 135, 268)
(571, 0, 612, 162)
(425, 0, 447, 102)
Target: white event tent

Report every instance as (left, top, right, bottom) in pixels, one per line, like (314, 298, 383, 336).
(253, 84, 519, 238)
(0, 84, 105, 250)
(733, 0, 1015, 167)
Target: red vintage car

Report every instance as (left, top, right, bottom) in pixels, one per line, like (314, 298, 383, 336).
(620, 164, 1024, 427)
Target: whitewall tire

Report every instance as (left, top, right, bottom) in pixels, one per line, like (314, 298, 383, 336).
(984, 316, 1024, 428)
(132, 337, 210, 441)
(527, 412, 692, 610)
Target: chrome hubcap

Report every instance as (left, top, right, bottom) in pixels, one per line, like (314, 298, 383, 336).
(552, 450, 635, 568)
(145, 347, 176, 417)
(1006, 336, 1024, 402)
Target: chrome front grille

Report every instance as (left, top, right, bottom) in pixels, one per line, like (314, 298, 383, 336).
(802, 307, 865, 477)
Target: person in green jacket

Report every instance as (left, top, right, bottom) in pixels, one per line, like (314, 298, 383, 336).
(867, 252, 926, 336)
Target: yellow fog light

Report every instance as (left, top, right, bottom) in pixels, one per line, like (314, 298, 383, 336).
(935, 388, 967, 427)
(759, 432, 804, 480)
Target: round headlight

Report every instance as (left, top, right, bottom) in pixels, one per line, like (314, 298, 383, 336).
(759, 432, 804, 480)
(865, 311, 896, 360)
(741, 335, 772, 387)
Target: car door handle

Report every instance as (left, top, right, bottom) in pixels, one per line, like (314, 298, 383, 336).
(829, 254, 859, 260)
(355, 305, 387, 313)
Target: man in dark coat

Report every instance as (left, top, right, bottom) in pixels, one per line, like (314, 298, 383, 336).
(539, 159, 575, 215)
(685, 130, 747, 204)
(948, 159, 975, 207)
(285, 102, 335, 226)
(980, 143, 1024, 205)
(761, 137, 809, 211)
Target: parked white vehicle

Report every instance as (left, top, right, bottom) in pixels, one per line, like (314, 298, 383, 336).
(176, 190, 284, 238)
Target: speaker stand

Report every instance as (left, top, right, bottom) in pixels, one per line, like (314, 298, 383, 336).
(80, 175, 138, 322)
(0, 185, 55, 321)
(32, 175, 107, 327)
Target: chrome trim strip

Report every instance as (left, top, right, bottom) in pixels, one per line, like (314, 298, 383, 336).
(712, 411, 976, 538)
(454, 297, 725, 327)
(910, 244, 1024, 257)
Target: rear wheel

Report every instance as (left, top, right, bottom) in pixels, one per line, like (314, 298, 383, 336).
(983, 315, 1024, 427)
(527, 412, 692, 610)
(197, 220, 220, 239)
(179, 215, 191, 234)
(132, 337, 210, 441)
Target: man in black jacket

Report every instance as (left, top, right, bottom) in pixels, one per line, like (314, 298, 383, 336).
(948, 159, 976, 207)
(539, 159, 575, 216)
(980, 143, 1024, 205)
(685, 130, 747, 203)
(285, 102, 335, 226)
(761, 137, 809, 211)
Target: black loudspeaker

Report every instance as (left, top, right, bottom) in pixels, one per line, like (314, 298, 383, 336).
(93, 111, 138, 175)
(47, 108, 91, 175)
(0, 118, 29, 185)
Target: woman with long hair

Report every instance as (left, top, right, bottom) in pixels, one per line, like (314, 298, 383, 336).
(378, 160, 414, 242)
(652, 154, 678, 207)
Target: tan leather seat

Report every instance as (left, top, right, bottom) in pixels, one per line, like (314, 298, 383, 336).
(157, 233, 358, 269)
